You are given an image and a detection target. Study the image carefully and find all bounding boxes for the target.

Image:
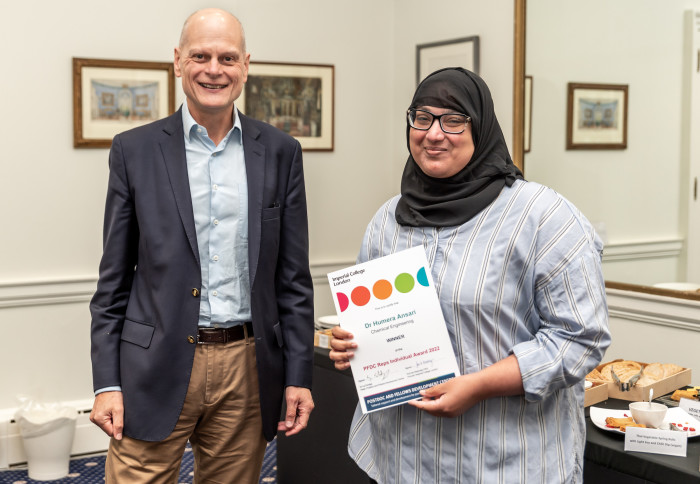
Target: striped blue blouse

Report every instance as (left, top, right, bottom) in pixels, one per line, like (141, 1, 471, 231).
(347, 180, 611, 484)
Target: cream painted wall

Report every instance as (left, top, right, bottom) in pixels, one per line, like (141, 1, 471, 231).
(0, 0, 395, 283)
(392, 0, 515, 185)
(525, 0, 699, 285)
(0, 1, 516, 411)
(0, 0, 395, 409)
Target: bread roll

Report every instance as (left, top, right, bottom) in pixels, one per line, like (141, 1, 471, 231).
(662, 363, 684, 378)
(600, 361, 642, 383)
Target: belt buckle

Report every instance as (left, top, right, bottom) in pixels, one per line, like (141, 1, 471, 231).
(196, 329, 217, 345)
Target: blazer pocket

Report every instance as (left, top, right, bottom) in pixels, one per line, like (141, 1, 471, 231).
(121, 319, 155, 349)
(262, 206, 281, 221)
(273, 322, 284, 348)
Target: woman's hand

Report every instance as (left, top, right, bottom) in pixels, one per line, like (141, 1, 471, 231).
(408, 374, 482, 417)
(409, 354, 524, 418)
(328, 326, 357, 371)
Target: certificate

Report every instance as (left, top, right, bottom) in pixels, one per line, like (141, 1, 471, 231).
(327, 246, 460, 413)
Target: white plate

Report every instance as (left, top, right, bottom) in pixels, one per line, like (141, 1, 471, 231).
(652, 282, 700, 292)
(317, 315, 340, 329)
(590, 406, 700, 438)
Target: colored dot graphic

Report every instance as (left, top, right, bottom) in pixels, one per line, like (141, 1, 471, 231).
(336, 267, 429, 312)
(373, 279, 392, 300)
(351, 286, 371, 306)
(394, 273, 414, 293)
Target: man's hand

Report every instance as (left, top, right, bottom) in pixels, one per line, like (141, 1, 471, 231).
(277, 386, 314, 436)
(89, 391, 124, 440)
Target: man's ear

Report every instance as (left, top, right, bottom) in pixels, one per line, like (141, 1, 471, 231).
(174, 48, 182, 77)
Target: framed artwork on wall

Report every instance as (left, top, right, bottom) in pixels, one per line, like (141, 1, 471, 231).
(72, 57, 175, 148)
(238, 61, 335, 151)
(416, 36, 480, 85)
(566, 82, 628, 150)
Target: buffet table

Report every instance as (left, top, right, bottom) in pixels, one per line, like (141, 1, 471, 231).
(585, 398, 700, 483)
(277, 348, 700, 483)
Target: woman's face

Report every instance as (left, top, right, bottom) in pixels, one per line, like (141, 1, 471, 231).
(409, 106, 475, 179)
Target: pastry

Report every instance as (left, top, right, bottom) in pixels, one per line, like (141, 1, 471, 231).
(662, 363, 684, 378)
(641, 362, 664, 381)
(620, 422, 647, 432)
(605, 416, 634, 428)
(604, 416, 647, 432)
(586, 368, 605, 381)
(600, 361, 642, 383)
(671, 389, 698, 401)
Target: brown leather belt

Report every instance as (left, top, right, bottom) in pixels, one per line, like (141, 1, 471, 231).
(197, 322, 253, 344)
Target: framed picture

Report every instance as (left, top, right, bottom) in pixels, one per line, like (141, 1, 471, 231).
(416, 36, 480, 85)
(238, 61, 334, 151)
(566, 82, 628, 150)
(72, 58, 175, 148)
(524, 75, 533, 153)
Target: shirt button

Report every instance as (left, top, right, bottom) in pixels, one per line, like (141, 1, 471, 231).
(213, 255, 219, 261)
(213, 219, 219, 225)
(213, 184, 219, 191)
(187, 335, 196, 344)
(212, 153, 217, 157)
(197, 128, 202, 133)
(212, 290, 218, 297)
(192, 288, 200, 297)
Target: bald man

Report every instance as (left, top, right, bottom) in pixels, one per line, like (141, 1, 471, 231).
(89, 8, 315, 482)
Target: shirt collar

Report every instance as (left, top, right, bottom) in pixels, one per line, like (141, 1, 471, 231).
(181, 99, 242, 143)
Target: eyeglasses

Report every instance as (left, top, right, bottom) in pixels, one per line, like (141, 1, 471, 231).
(407, 109, 471, 134)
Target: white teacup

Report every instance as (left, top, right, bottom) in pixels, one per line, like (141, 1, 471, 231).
(629, 402, 668, 428)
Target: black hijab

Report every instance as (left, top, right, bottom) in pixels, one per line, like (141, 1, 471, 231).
(395, 67, 524, 227)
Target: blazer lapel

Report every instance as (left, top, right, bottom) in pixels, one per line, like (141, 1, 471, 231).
(241, 114, 265, 288)
(159, 109, 199, 264)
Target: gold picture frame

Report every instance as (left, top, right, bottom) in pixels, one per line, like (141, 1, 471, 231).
(73, 57, 175, 148)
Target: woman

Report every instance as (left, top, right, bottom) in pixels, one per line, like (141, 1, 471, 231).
(329, 68, 610, 483)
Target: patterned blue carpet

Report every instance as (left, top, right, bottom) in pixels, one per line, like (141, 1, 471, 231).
(0, 440, 277, 483)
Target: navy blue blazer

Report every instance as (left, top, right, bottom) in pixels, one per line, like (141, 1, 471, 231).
(90, 108, 314, 442)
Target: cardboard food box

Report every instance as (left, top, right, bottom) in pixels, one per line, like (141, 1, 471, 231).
(314, 329, 333, 349)
(590, 359, 692, 402)
(584, 381, 609, 407)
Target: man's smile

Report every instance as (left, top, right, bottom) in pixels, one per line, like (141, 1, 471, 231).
(199, 82, 227, 89)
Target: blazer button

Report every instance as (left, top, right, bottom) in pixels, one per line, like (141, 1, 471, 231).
(192, 288, 200, 297)
(187, 335, 196, 344)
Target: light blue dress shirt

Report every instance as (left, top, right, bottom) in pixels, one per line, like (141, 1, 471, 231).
(182, 101, 251, 328)
(348, 180, 611, 484)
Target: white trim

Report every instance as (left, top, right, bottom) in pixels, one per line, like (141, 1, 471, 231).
(310, 260, 355, 286)
(606, 287, 700, 331)
(0, 261, 357, 309)
(0, 277, 97, 309)
(602, 238, 683, 262)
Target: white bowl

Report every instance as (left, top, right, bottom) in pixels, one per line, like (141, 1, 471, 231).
(629, 402, 667, 428)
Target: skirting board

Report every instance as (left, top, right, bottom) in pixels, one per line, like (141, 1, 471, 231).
(0, 399, 109, 469)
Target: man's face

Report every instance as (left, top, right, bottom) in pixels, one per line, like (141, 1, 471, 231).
(409, 106, 475, 178)
(174, 13, 249, 122)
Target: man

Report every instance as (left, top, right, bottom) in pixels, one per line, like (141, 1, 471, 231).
(89, 8, 314, 483)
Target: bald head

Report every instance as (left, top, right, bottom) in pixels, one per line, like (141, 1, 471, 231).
(179, 8, 246, 54)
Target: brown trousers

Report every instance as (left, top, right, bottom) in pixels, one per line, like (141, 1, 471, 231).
(105, 338, 267, 483)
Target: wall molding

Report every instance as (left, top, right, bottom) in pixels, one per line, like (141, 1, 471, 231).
(606, 287, 700, 331)
(0, 261, 357, 310)
(602, 238, 683, 262)
(0, 277, 97, 309)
